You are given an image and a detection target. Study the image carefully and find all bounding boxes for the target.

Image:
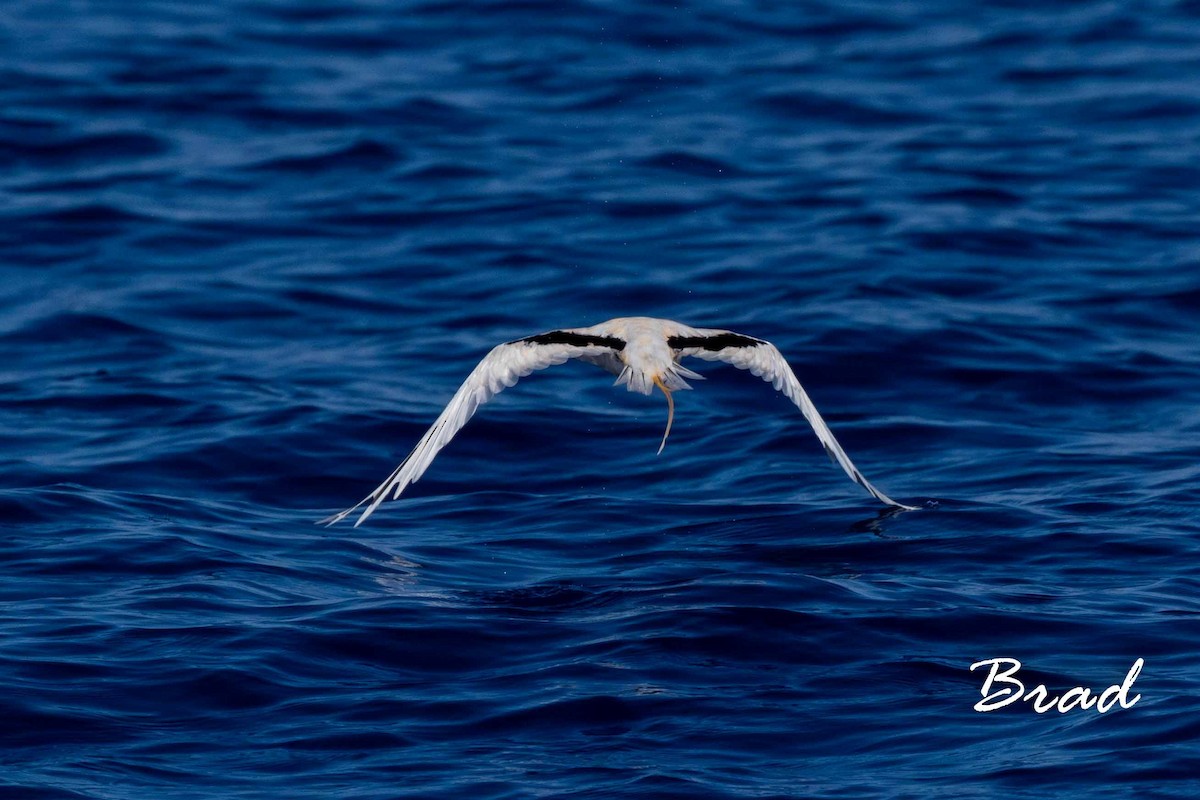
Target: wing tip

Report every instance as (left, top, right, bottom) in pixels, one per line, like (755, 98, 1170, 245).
(316, 502, 380, 528)
(870, 487, 920, 512)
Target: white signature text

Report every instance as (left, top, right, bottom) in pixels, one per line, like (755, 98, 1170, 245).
(969, 657, 1143, 713)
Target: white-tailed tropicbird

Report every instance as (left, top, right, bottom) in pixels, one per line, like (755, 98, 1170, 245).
(320, 316, 915, 526)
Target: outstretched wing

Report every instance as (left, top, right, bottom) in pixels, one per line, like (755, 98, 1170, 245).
(320, 330, 626, 527)
(669, 329, 915, 510)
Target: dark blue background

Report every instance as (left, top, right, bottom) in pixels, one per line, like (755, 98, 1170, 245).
(3, 1, 1199, 797)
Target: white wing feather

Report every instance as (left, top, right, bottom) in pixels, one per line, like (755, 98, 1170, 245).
(677, 331, 916, 510)
(320, 339, 612, 527)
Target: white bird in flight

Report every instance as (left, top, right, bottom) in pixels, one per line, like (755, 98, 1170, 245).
(320, 316, 915, 526)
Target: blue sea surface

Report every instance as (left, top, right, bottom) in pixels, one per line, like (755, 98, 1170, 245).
(3, 1, 1200, 797)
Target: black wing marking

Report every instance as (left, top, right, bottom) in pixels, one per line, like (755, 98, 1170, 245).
(667, 332, 763, 351)
(520, 331, 626, 350)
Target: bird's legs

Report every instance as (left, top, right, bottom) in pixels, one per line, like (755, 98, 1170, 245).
(652, 375, 674, 455)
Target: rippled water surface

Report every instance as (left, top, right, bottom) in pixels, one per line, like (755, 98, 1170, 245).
(4, 1, 1200, 797)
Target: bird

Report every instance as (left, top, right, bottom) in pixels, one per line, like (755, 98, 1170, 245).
(319, 316, 916, 527)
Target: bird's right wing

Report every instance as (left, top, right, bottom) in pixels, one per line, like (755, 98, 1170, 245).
(320, 330, 626, 527)
(670, 329, 916, 510)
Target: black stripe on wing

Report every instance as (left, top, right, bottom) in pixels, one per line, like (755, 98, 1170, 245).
(667, 332, 765, 351)
(824, 442, 870, 491)
(518, 331, 626, 350)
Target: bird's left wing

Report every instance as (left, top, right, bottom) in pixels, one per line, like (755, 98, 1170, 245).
(670, 329, 916, 510)
(320, 330, 625, 527)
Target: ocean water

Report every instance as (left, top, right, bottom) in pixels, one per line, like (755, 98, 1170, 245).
(3, 0, 1200, 797)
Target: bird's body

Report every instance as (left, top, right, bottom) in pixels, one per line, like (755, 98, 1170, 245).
(320, 316, 915, 527)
